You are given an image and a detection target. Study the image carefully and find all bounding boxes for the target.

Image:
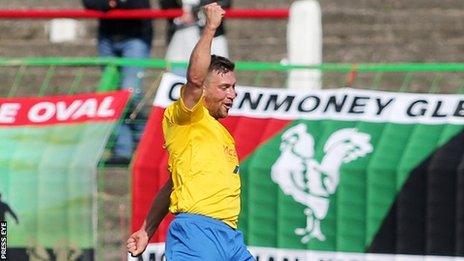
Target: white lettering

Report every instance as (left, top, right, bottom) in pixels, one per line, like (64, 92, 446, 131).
(71, 98, 97, 119)
(28, 102, 55, 122)
(0, 103, 20, 123)
(56, 100, 83, 121)
(97, 97, 115, 117)
(0, 221, 6, 259)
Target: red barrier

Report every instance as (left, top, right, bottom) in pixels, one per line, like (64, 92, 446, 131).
(0, 9, 289, 19)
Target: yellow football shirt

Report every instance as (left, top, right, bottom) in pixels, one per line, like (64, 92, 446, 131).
(162, 87, 241, 228)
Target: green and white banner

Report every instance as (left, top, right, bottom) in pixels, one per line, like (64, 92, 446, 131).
(132, 73, 464, 260)
(0, 90, 129, 260)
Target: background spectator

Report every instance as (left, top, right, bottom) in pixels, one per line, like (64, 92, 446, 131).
(82, 0, 153, 165)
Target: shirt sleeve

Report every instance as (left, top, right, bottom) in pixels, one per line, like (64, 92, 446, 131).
(171, 85, 205, 125)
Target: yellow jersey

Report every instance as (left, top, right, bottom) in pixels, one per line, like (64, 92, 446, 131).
(162, 87, 241, 228)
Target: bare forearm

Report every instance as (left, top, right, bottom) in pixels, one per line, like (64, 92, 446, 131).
(182, 3, 224, 108)
(187, 27, 216, 88)
(142, 178, 172, 237)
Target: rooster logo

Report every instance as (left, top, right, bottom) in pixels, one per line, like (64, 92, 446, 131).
(271, 123, 373, 243)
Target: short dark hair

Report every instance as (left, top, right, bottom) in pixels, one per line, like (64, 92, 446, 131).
(209, 55, 235, 74)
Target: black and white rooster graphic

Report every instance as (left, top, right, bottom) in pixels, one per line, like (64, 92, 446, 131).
(271, 123, 373, 243)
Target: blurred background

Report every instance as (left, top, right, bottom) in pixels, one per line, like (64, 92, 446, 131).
(1, 1, 464, 260)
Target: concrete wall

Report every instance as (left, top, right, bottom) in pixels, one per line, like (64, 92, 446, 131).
(1, 0, 463, 62)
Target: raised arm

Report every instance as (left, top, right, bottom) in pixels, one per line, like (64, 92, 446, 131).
(126, 177, 172, 257)
(182, 3, 225, 109)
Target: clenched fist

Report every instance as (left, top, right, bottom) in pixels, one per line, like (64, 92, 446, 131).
(203, 3, 225, 31)
(126, 229, 149, 257)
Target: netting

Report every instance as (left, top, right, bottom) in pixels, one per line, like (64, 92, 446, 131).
(2, 58, 463, 96)
(1, 59, 463, 157)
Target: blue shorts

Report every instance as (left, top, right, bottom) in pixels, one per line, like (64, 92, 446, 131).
(165, 213, 254, 261)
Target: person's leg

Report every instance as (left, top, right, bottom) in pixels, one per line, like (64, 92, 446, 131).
(97, 36, 131, 163)
(119, 38, 151, 98)
(229, 230, 254, 261)
(165, 216, 224, 261)
(122, 38, 151, 140)
(111, 124, 133, 160)
(97, 36, 116, 58)
(110, 38, 151, 161)
(165, 220, 191, 261)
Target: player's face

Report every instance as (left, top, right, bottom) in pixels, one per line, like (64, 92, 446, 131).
(204, 70, 237, 119)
